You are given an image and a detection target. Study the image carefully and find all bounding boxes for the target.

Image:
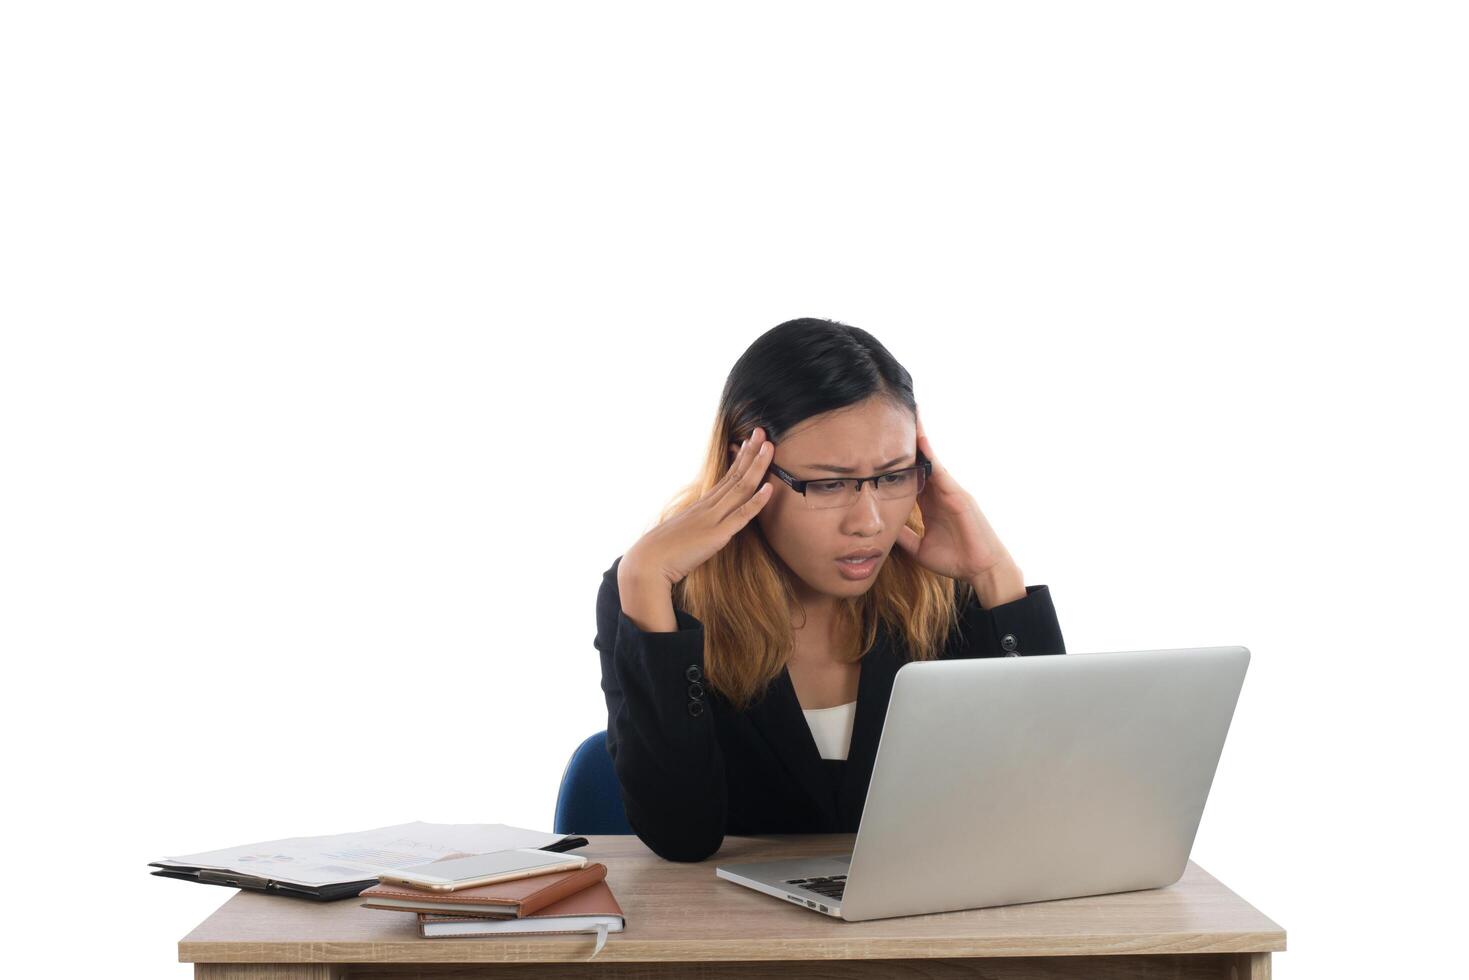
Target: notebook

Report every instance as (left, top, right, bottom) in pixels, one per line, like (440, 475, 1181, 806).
(359, 862, 608, 918)
(416, 878, 625, 955)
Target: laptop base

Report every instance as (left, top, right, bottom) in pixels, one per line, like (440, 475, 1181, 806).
(716, 854, 852, 918)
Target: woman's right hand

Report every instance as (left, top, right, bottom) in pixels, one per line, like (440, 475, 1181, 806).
(621, 426, 776, 589)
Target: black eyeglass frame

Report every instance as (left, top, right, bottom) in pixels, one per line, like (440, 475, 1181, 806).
(763, 451, 932, 503)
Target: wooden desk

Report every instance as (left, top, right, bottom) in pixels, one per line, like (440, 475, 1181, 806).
(180, 833, 1286, 978)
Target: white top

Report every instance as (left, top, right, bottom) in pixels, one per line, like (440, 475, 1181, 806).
(801, 700, 857, 760)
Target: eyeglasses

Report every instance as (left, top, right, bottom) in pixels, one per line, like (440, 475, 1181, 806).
(765, 454, 932, 511)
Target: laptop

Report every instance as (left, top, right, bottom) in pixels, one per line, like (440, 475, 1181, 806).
(715, 645, 1250, 922)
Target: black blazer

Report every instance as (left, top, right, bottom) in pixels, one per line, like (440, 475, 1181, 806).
(595, 554, 1067, 862)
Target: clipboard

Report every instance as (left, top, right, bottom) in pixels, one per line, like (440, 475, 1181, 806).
(150, 836, 590, 902)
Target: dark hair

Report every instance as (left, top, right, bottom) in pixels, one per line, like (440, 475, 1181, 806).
(718, 317, 917, 448)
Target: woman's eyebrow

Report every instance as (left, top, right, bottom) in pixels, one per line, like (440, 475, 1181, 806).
(806, 454, 913, 474)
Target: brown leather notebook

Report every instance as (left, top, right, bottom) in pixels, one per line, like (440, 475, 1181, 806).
(360, 862, 608, 918)
(416, 878, 625, 939)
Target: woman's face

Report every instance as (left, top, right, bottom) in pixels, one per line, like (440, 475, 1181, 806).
(736, 396, 918, 607)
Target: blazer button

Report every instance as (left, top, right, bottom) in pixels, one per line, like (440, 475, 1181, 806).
(688, 682, 705, 700)
(687, 700, 706, 717)
(685, 664, 703, 682)
(1000, 633, 1019, 654)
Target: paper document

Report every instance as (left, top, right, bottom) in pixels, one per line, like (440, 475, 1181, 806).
(151, 821, 573, 887)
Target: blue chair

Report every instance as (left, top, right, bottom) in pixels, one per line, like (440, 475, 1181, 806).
(553, 730, 633, 835)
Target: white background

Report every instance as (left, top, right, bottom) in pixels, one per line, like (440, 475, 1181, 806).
(2, 2, 1464, 975)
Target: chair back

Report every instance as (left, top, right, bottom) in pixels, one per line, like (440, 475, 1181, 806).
(553, 729, 633, 835)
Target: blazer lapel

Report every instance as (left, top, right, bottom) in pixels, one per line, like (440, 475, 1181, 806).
(746, 665, 839, 824)
(836, 626, 903, 827)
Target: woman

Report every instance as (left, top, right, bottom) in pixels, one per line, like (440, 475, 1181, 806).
(596, 318, 1066, 862)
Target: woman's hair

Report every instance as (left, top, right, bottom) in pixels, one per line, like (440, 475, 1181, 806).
(655, 317, 971, 711)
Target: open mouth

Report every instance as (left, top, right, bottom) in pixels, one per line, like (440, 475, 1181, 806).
(835, 552, 882, 577)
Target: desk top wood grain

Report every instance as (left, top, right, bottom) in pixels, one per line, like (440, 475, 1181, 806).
(178, 834, 1286, 965)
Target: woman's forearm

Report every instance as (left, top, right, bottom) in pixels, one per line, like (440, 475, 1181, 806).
(618, 560, 680, 633)
(969, 559, 1026, 609)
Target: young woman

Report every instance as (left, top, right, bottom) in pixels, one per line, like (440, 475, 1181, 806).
(595, 318, 1066, 862)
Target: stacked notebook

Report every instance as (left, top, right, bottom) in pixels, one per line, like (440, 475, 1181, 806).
(359, 861, 625, 953)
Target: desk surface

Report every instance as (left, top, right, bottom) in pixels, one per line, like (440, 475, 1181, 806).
(179, 833, 1286, 966)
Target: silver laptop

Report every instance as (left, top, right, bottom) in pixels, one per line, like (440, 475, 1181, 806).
(716, 645, 1250, 921)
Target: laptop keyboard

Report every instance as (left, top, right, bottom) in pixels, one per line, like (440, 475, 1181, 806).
(785, 874, 846, 901)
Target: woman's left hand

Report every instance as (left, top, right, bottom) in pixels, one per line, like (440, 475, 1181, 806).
(894, 405, 1018, 584)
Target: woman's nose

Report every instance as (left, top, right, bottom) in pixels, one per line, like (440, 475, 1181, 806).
(841, 483, 884, 532)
